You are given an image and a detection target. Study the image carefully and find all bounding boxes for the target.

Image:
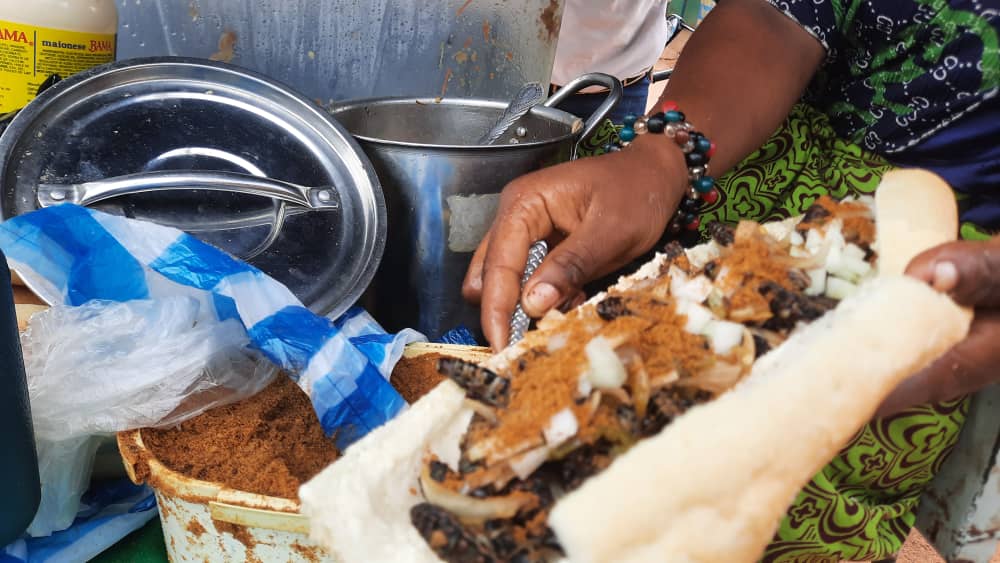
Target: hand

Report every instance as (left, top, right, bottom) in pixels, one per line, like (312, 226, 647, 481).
(878, 237, 1000, 416)
(463, 136, 687, 350)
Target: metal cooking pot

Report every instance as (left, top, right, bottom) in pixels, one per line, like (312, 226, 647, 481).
(331, 73, 622, 340)
(0, 57, 387, 320)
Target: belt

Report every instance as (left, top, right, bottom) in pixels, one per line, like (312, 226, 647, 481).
(550, 67, 653, 96)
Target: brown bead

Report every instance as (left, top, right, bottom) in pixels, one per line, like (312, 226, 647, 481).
(674, 130, 690, 145)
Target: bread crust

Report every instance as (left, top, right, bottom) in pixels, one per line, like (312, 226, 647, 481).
(875, 169, 958, 277)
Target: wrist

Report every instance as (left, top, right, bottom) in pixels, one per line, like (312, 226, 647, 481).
(624, 134, 690, 198)
(607, 102, 719, 237)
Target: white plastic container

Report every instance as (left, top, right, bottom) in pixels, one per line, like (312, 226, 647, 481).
(0, 0, 117, 112)
(118, 342, 491, 562)
(118, 428, 338, 563)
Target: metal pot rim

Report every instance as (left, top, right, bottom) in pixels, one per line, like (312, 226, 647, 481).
(330, 96, 583, 150)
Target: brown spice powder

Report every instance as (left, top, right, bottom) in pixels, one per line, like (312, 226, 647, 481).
(484, 295, 714, 453)
(143, 375, 339, 500)
(391, 353, 448, 404)
(490, 329, 589, 451)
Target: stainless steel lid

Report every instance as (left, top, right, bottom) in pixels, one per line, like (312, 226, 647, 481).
(0, 57, 387, 319)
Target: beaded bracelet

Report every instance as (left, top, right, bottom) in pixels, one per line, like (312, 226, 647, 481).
(602, 101, 718, 233)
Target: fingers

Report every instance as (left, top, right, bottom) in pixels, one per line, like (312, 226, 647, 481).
(906, 237, 1000, 307)
(877, 308, 1000, 417)
(521, 216, 635, 317)
(479, 190, 555, 350)
(462, 228, 492, 304)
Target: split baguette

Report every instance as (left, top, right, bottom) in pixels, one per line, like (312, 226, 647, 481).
(300, 169, 970, 563)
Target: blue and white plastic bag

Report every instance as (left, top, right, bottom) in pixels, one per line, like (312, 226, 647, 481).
(0, 204, 424, 539)
(0, 203, 424, 443)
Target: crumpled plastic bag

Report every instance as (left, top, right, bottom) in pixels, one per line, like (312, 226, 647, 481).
(0, 203, 425, 539)
(22, 297, 276, 537)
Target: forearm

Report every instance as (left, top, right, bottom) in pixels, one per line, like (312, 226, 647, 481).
(648, 0, 825, 177)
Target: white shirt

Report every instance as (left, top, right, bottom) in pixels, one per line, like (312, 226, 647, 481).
(550, 0, 669, 86)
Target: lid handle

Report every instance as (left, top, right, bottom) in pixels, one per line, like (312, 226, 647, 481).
(36, 171, 341, 211)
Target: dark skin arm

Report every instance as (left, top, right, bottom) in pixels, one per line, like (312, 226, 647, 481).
(464, 0, 825, 349)
(877, 238, 1000, 415)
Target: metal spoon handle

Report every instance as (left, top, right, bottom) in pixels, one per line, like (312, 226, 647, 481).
(478, 82, 546, 145)
(509, 240, 548, 346)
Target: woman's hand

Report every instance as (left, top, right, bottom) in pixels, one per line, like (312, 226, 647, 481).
(878, 236, 1000, 415)
(463, 136, 687, 350)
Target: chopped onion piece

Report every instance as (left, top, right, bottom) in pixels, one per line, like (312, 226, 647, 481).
(537, 309, 566, 331)
(825, 276, 858, 300)
(547, 332, 569, 353)
(789, 230, 805, 247)
(706, 288, 727, 317)
(508, 446, 552, 480)
(649, 370, 680, 390)
(826, 244, 871, 283)
(584, 336, 628, 389)
(463, 399, 497, 424)
(543, 408, 579, 447)
(843, 243, 867, 262)
(804, 268, 827, 297)
(790, 246, 811, 259)
(677, 361, 744, 395)
(687, 242, 720, 269)
(576, 375, 593, 398)
(676, 300, 713, 334)
(420, 467, 530, 523)
(762, 221, 793, 243)
(805, 228, 825, 255)
(705, 320, 745, 355)
(669, 266, 713, 303)
(824, 241, 842, 271)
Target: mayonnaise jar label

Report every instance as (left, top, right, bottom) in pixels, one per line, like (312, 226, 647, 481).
(0, 19, 115, 112)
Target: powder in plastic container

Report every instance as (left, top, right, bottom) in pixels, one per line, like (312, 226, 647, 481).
(142, 375, 338, 500)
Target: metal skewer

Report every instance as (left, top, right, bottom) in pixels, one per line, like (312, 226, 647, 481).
(508, 240, 548, 346)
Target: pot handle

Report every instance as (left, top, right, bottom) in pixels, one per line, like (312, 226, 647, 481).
(543, 72, 623, 147)
(36, 170, 341, 210)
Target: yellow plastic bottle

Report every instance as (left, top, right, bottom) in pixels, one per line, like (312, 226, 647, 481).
(0, 0, 117, 112)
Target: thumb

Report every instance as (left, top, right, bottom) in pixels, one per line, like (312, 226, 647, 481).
(905, 237, 1000, 308)
(521, 220, 632, 317)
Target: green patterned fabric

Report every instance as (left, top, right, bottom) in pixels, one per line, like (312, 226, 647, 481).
(577, 119, 622, 157)
(699, 104, 892, 227)
(579, 106, 969, 562)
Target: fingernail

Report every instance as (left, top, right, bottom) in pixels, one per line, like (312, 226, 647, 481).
(933, 261, 959, 292)
(525, 283, 560, 314)
(468, 276, 482, 291)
